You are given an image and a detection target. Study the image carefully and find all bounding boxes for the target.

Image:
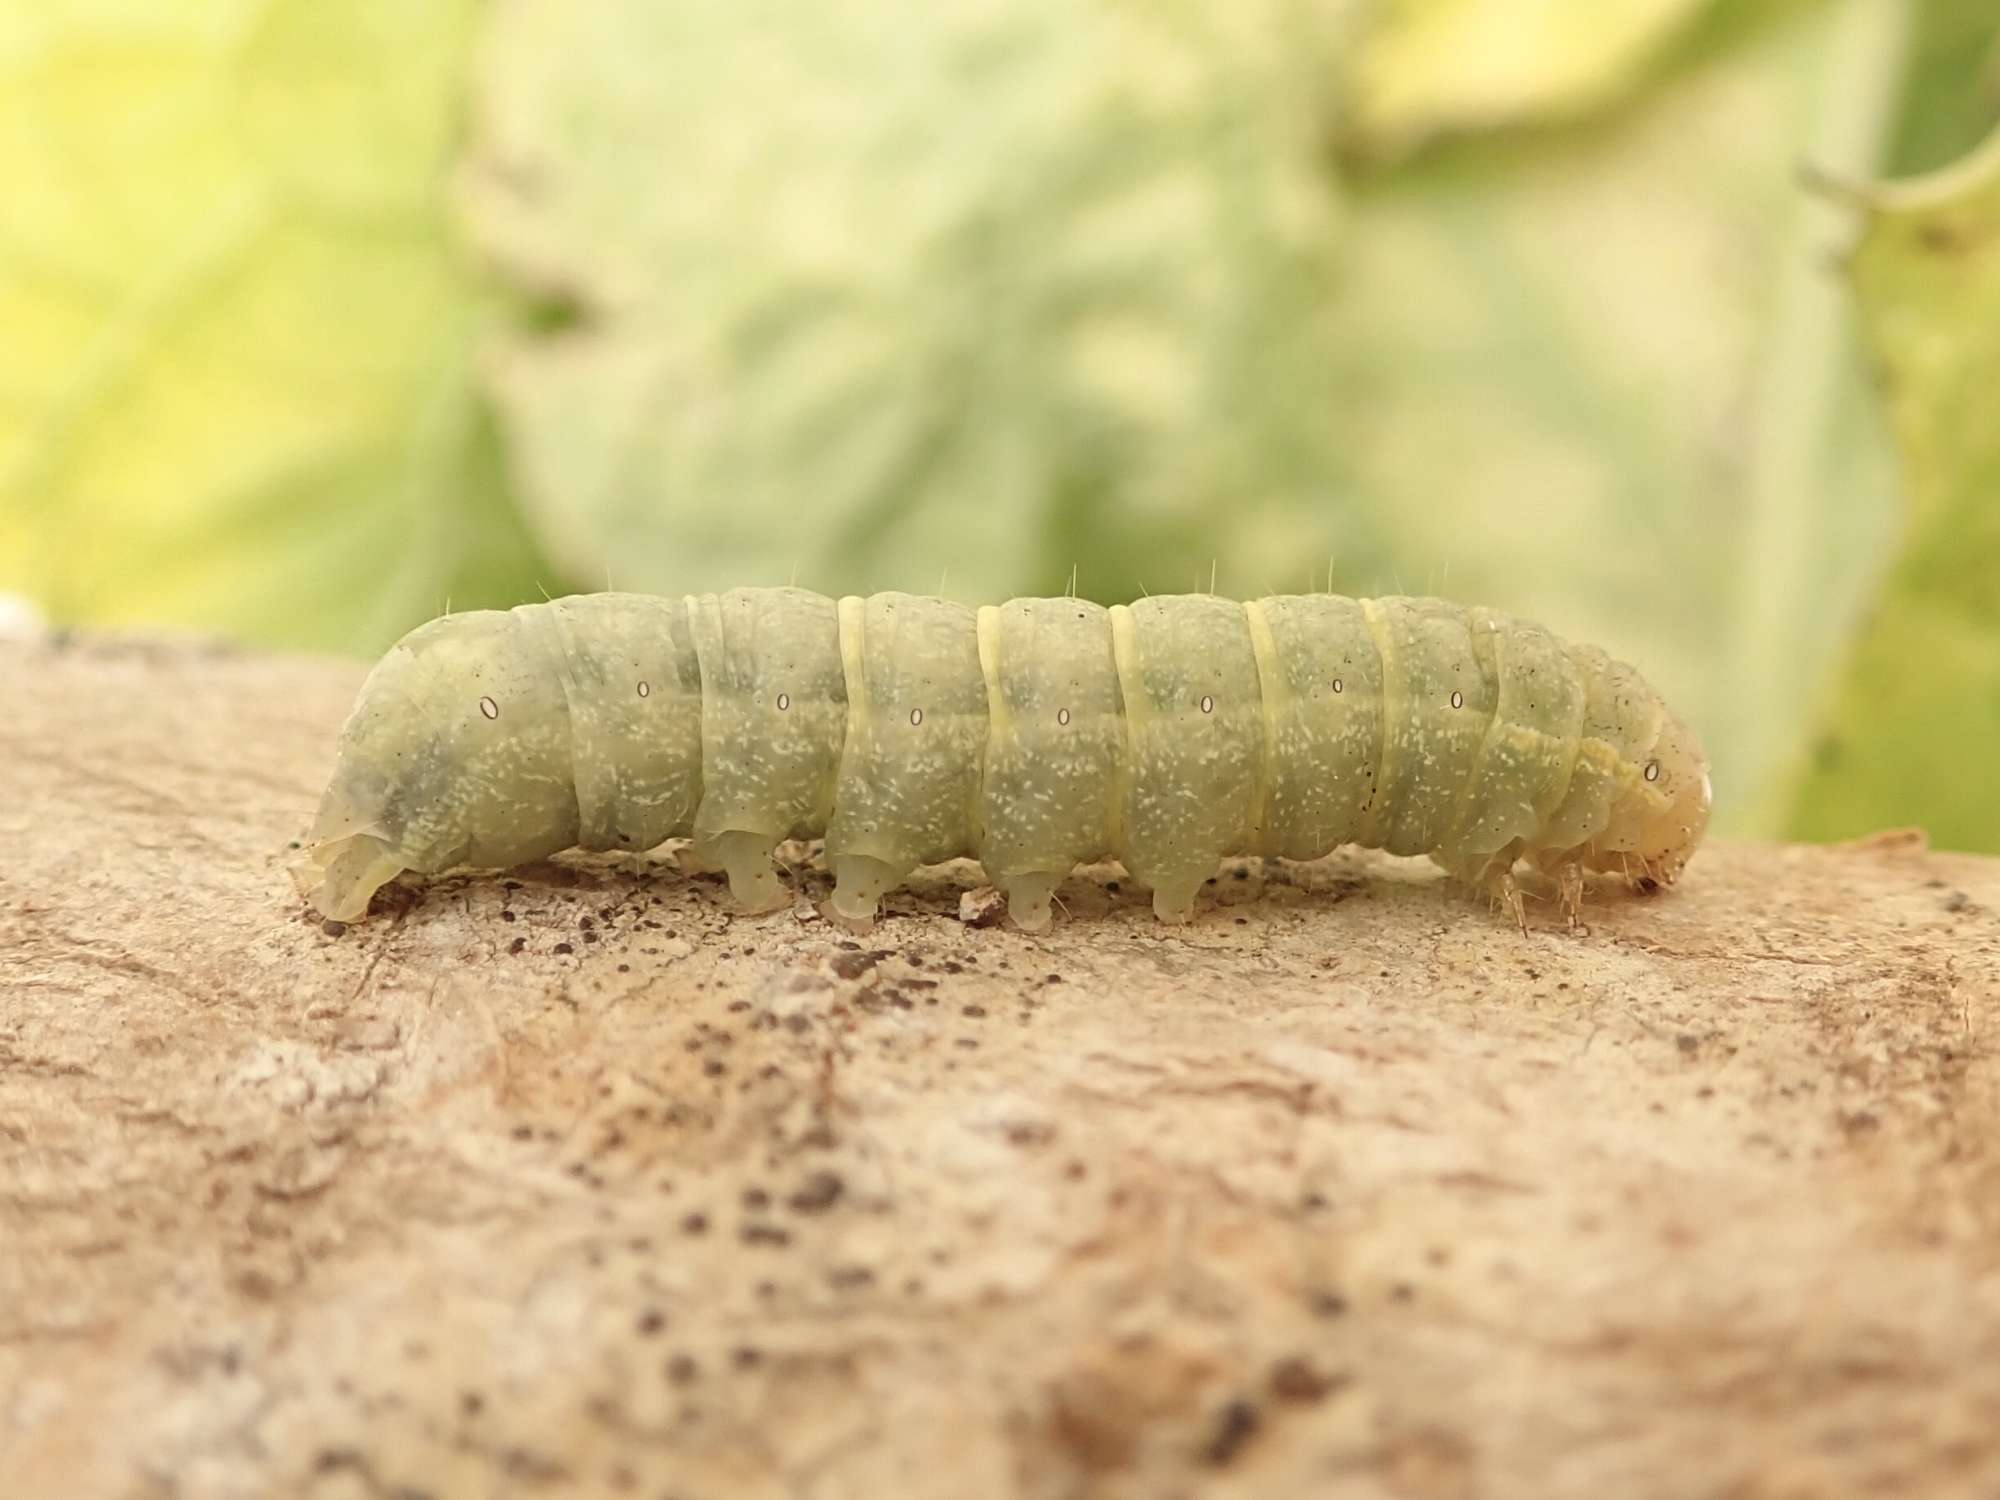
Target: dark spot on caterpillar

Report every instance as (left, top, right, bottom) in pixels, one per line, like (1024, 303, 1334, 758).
(1635, 874, 1662, 895)
(478, 695, 499, 720)
(636, 680, 650, 698)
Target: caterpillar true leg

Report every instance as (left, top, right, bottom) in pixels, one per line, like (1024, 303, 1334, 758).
(1555, 860, 1588, 930)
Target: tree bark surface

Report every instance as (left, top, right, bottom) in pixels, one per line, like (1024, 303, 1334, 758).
(3, 635, 1997, 1498)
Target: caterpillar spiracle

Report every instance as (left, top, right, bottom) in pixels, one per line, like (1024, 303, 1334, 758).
(296, 589, 1711, 931)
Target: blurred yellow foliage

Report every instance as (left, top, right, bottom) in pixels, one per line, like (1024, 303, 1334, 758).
(1348, 0, 1706, 154)
(1790, 126, 2000, 848)
(0, 0, 544, 647)
(1, 0, 1996, 848)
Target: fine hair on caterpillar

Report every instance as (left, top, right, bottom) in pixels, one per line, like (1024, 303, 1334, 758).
(295, 588, 1712, 932)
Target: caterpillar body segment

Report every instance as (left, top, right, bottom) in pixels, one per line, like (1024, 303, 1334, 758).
(297, 588, 1712, 929)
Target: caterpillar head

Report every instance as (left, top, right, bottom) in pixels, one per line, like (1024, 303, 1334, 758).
(1599, 710, 1712, 890)
(293, 611, 579, 920)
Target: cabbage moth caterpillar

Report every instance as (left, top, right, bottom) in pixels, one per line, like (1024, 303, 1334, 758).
(297, 589, 1711, 931)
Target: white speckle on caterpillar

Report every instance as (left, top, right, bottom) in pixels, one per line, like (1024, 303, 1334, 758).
(296, 589, 1712, 932)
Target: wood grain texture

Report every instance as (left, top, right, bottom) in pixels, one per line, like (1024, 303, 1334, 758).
(3, 634, 1996, 1499)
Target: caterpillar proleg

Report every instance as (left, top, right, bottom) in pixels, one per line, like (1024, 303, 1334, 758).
(296, 589, 1711, 931)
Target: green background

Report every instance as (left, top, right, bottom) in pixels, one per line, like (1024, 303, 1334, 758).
(3, 0, 1996, 848)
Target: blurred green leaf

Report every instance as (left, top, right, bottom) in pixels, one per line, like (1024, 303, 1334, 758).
(0, 0, 553, 652)
(1882, 0, 2000, 173)
(1317, 0, 1913, 831)
(464, 0, 1370, 605)
(464, 0, 1909, 830)
(1786, 126, 2000, 851)
(1344, 0, 1711, 157)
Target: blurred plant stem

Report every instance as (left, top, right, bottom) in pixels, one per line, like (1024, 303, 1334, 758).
(1725, 0, 1912, 831)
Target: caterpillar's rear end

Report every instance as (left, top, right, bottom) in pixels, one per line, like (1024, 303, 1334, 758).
(297, 588, 1710, 930)
(296, 594, 707, 921)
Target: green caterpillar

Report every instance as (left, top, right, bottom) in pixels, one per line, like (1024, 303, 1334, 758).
(296, 589, 1711, 931)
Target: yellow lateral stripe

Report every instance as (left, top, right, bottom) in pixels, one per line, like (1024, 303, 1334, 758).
(974, 606, 1007, 737)
(1580, 736, 1668, 808)
(1241, 598, 1282, 852)
(1513, 718, 1584, 823)
(972, 605, 1005, 850)
(1584, 735, 1674, 808)
(1107, 603, 1142, 860)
